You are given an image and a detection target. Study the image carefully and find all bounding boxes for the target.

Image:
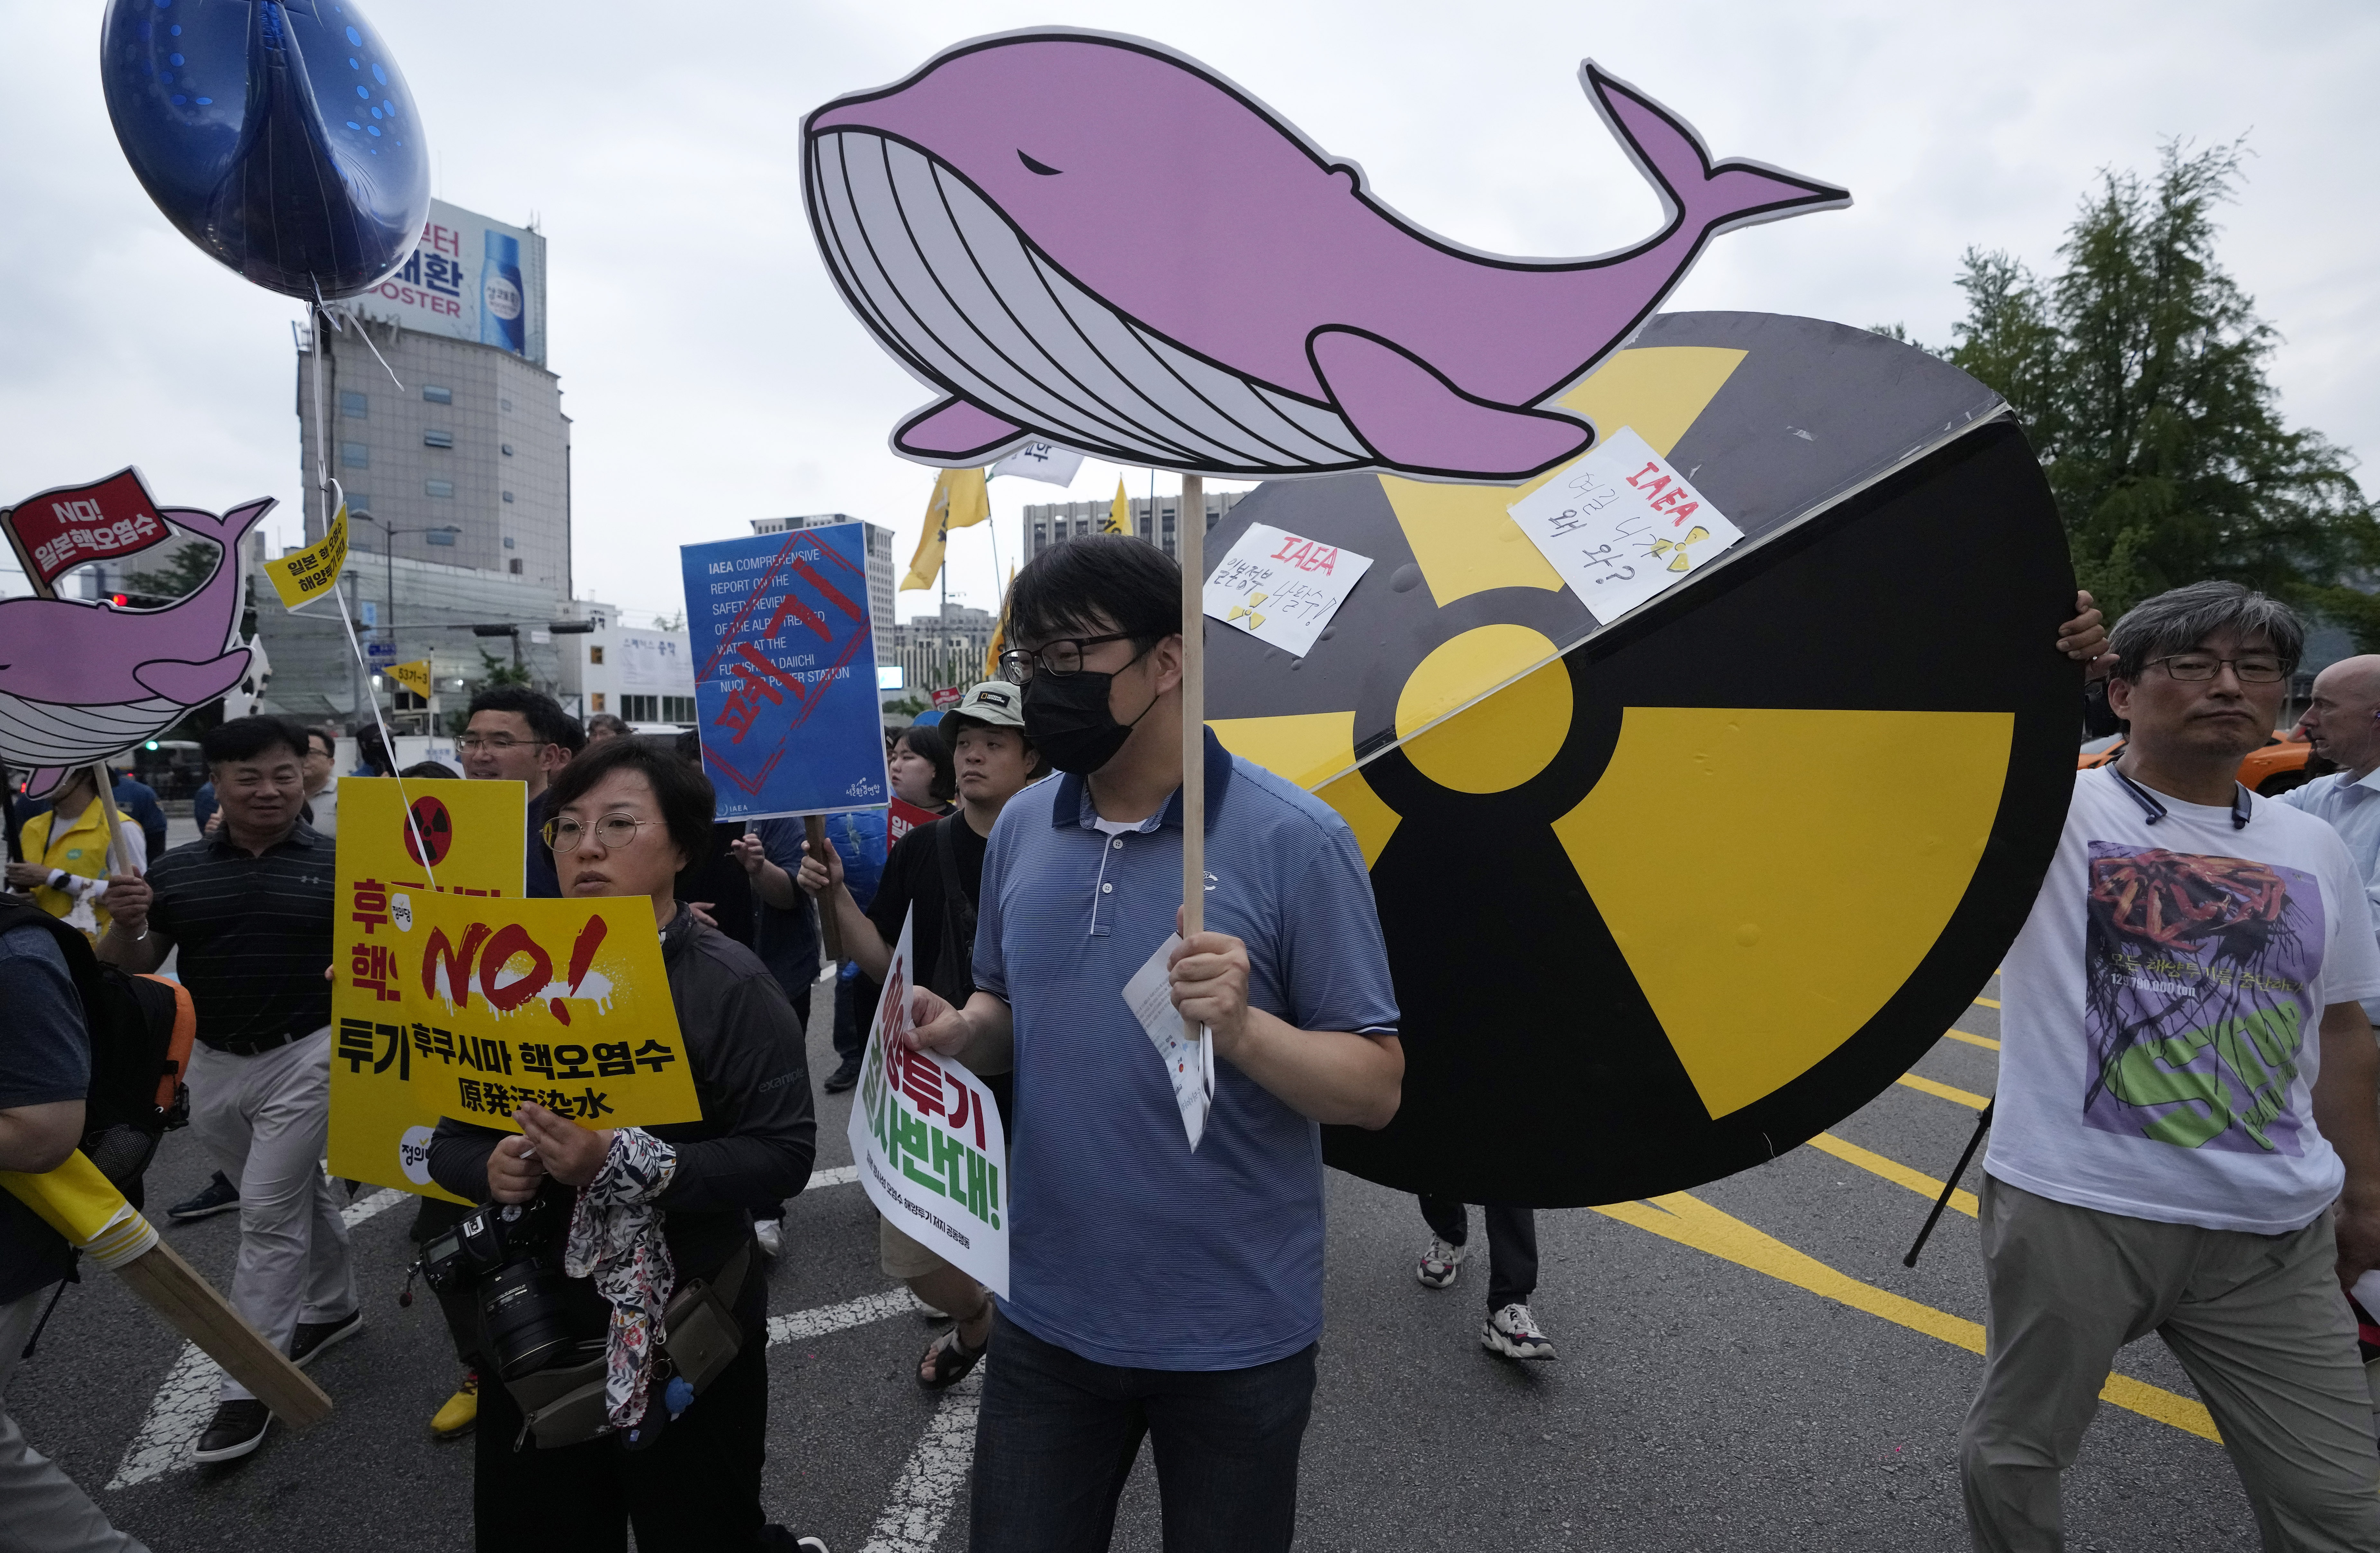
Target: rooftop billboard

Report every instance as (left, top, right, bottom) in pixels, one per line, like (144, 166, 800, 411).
(351, 198, 548, 365)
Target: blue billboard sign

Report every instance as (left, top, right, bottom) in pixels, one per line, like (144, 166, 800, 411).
(681, 524, 889, 819)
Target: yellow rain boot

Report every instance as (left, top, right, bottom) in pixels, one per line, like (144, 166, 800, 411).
(430, 1371, 479, 1439)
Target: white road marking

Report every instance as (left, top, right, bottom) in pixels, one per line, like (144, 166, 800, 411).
(108, 1178, 884, 1494)
(856, 1366, 983, 1553)
(107, 1187, 409, 1490)
(767, 1288, 925, 1345)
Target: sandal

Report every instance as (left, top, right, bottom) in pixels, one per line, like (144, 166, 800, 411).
(917, 1322, 987, 1391)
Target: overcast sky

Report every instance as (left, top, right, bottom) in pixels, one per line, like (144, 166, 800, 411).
(2, 1, 2373, 627)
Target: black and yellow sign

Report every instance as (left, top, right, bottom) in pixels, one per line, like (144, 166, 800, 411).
(1204, 313, 2074, 1206)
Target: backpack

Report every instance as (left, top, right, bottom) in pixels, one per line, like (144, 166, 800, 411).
(0, 896, 193, 1208)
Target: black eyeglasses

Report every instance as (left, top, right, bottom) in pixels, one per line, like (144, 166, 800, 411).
(2143, 653, 2290, 684)
(998, 631, 1147, 683)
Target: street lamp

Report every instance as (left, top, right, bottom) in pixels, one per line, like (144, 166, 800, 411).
(356, 512, 464, 660)
(355, 513, 462, 721)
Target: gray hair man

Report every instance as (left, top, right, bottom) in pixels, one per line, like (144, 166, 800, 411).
(2279, 655, 2380, 1018)
(1962, 580, 2380, 1551)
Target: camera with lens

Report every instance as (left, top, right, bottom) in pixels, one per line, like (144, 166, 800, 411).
(419, 1193, 608, 1381)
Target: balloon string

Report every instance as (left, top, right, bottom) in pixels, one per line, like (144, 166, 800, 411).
(313, 470, 433, 891)
(311, 281, 406, 391)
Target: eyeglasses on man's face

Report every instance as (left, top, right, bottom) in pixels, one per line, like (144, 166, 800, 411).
(2144, 653, 2289, 684)
(998, 631, 1146, 684)
(458, 734, 550, 753)
(541, 814, 658, 851)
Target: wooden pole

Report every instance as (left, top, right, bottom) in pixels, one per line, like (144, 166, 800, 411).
(1179, 472, 1205, 1051)
(115, 1238, 335, 1428)
(804, 814, 845, 959)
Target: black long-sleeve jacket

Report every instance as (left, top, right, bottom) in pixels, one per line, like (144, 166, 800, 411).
(428, 904, 816, 1279)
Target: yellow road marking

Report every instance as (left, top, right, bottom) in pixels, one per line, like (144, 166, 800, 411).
(1972, 996, 2001, 1009)
(1808, 1132, 1978, 1218)
(1898, 1072, 1991, 1109)
(1593, 1191, 2219, 1441)
(1943, 1028, 2001, 1053)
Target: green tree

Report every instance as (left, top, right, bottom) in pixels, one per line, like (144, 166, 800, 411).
(476, 647, 530, 687)
(121, 541, 222, 603)
(1941, 140, 2374, 627)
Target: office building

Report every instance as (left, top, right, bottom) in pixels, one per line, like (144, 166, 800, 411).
(886, 603, 997, 695)
(296, 199, 570, 597)
(1023, 490, 1245, 565)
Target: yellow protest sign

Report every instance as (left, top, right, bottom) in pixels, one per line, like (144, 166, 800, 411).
(265, 499, 350, 610)
(331, 776, 527, 1200)
(387, 658, 434, 700)
(336, 890, 699, 1143)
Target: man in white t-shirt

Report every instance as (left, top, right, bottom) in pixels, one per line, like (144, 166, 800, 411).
(1965, 581, 2380, 1551)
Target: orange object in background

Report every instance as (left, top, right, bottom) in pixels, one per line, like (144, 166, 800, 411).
(2078, 729, 2321, 797)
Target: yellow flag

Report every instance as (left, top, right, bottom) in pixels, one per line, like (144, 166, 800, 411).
(1101, 479, 1131, 534)
(902, 467, 991, 592)
(983, 564, 1016, 680)
(937, 467, 991, 531)
(265, 499, 350, 610)
(387, 659, 434, 700)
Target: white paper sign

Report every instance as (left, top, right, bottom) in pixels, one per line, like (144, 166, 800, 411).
(989, 441, 1085, 487)
(846, 908, 1009, 1296)
(1122, 933, 1213, 1150)
(1202, 523, 1374, 659)
(1505, 426, 1744, 624)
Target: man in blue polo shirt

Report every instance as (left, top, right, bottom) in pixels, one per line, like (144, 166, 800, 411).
(906, 535, 1403, 1553)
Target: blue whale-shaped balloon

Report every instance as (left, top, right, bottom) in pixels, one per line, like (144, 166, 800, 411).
(100, 0, 430, 300)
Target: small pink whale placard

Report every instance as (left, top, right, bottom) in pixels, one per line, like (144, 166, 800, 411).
(1, 470, 272, 798)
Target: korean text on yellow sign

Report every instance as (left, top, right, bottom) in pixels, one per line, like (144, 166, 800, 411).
(264, 499, 350, 610)
(331, 776, 524, 1199)
(387, 658, 434, 700)
(339, 888, 698, 1138)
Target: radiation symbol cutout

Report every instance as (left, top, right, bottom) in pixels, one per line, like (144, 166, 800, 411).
(404, 796, 455, 868)
(1205, 313, 2076, 1207)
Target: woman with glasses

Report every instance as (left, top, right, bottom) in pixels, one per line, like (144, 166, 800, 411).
(425, 738, 822, 1552)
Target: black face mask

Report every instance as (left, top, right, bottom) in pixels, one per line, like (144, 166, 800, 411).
(1023, 649, 1160, 775)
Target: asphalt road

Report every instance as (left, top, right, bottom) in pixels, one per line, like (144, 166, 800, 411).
(10, 973, 2269, 1552)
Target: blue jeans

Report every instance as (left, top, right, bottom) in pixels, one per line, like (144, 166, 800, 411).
(969, 1310, 1317, 1553)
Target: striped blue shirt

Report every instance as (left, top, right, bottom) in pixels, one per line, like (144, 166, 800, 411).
(974, 728, 1399, 1369)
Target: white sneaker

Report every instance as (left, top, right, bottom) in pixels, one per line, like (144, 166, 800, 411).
(1415, 1237, 1466, 1289)
(1482, 1302, 1556, 1360)
(754, 1219, 782, 1258)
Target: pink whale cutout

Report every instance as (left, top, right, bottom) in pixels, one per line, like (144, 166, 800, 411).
(806, 32, 1849, 481)
(0, 496, 272, 796)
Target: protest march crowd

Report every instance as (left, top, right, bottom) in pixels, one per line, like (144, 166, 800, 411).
(14, 534, 2380, 1553)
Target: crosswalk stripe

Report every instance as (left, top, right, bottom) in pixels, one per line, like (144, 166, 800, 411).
(106, 1187, 410, 1490)
(856, 1367, 983, 1553)
(1942, 1028, 2001, 1053)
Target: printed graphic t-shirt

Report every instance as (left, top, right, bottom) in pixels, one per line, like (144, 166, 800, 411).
(1987, 768, 2380, 1233)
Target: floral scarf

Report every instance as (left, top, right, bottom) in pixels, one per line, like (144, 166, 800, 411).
(563, 1127, 677, 1428)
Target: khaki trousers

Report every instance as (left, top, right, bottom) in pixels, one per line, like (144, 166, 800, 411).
(186, 1029, 356, 1404)
(1961, 1175, 2380, 1551)
(0, 1289, 148, 1553)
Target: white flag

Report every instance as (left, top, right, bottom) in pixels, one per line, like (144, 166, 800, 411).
(989, 442, 1085, 488)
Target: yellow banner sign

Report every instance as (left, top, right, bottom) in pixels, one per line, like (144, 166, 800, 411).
(331, 776, 526, 1200)
(265, 499, 350, 610)
(387, 659, 434, 700)
(336, 890, 699, 1142)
